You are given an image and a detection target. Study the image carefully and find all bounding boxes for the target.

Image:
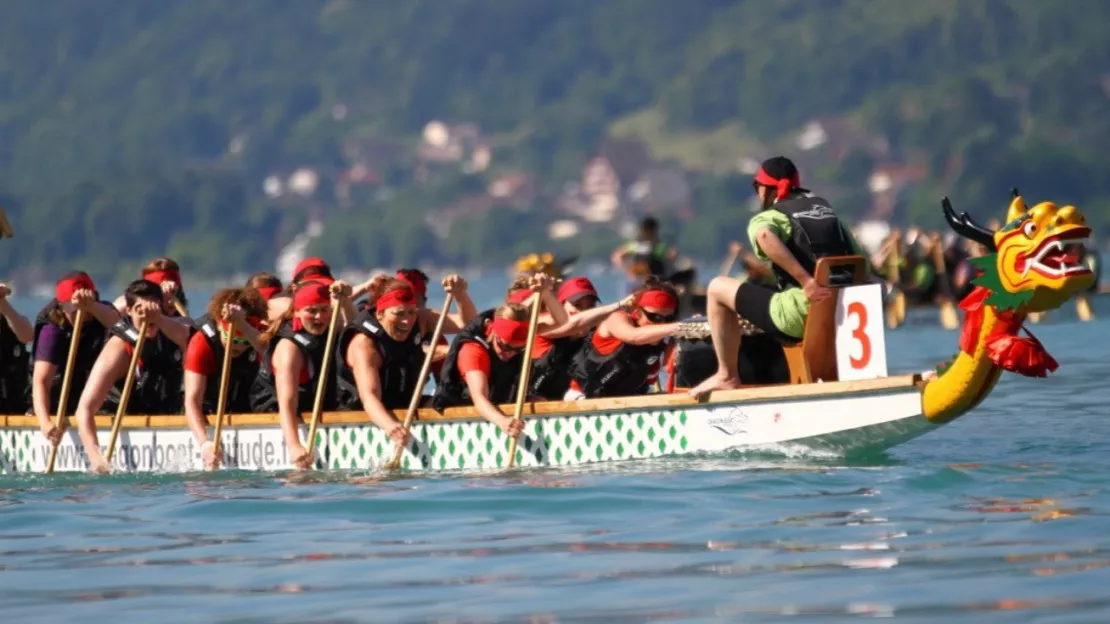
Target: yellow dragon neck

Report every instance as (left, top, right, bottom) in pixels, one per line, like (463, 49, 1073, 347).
(922, 306, 1015, 423)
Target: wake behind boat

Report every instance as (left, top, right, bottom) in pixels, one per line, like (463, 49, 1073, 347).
(0, 189, 1094, 474)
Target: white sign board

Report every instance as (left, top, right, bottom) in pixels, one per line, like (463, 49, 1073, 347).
(834, 284, 888, 380)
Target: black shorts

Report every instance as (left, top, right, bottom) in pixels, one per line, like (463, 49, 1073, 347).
(732, 281, 799, 344)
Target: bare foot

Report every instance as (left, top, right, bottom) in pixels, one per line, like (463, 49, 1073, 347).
(687, 373, 741, 401)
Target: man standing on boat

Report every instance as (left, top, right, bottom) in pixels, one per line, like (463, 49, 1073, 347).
(689, 156, 867, 397)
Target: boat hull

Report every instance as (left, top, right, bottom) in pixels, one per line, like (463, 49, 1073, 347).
(0, 377, 931, 474)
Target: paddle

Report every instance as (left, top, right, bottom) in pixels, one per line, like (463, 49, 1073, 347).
(45, 310, 84, 474)
(1075, 294, 1094, 322)
(105, 319, 150, 466)
(505, 291, 543, 469)
(885, 243, 906, 330)
(301, 291, 345, 468)
(208, 315, 238, 469)
(173, 300, 189, 317)
(386, 294, 455, 471)
(929, 237, 960, 330)
(0, 206, 14, 238)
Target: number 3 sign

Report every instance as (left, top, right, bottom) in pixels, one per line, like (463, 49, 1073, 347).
(834, 284, 888, 380)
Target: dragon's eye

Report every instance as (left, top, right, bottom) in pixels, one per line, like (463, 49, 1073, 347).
(1022, 221, 1037, 238)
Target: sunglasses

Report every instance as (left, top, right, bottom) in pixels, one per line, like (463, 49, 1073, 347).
(495, 337, 526, 355)
(640, 309, 675, 324)
(219, 328, 250, 346)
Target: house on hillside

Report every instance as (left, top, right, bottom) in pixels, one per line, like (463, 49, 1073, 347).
(867, 162, 927, 221)
(418, 120, 491, 173)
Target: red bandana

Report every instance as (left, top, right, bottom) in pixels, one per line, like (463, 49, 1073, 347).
(507, 289, 532, 305)
(256, 285, 282, 301)
(56, 274, 96, 303)
(293, 281, 331, 312)
(144, 269, 182, 288)
(395, 270, 428, 299)
(754, 166, 800, 201)
(490, 318, 529, 346)
(637, 289, 677, 311)
(377, 287, 416, 310)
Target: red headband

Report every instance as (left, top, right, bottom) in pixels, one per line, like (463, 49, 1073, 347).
(637, 289, 677, 311)
(293, 282, 332, 311)
(395, 271, 428, 299)
(558, 277, 598, 304)
(490, 318, 529, 346)
(218, 316, 263, 337)
(376, 287, 416, 310)
(56, 275, 96, 303)
(256, 285, 282, 301)
(754, 167, 800, 201)
(293, 257, 331, 283)
(144, 269, 182, 288)
(507, 289, 532, 305)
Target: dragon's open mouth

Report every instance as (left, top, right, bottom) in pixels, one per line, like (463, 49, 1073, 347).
(1018, 229, 1092, 279)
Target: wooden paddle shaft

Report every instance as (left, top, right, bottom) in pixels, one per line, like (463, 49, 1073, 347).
(210, 317, 238, 463)
(387, 295, 454, 470)
(506, 291, 543, 469)
(105, 320, 150, 464)
(304, 294, 344, 458)
(45, 310, 85, 474)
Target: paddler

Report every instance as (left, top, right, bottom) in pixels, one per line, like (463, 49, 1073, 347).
(114, 257, 192, 320)
(528, 276, 633, 400)
(30, 272, 119, 445)
(246, 271, 284, 302)
(430, 279, 557, 437)
(268, 257, 372, 324)
(565, 278, 680, 399)
(184, 288, 268, 469)
(0, 282, 33, 413)
(337, 279, 427, 446)
(610, 216, 678, 291)
(689, 156, 868, 398)
(76, 279, 192, 472)
(252, 279, 353, 469)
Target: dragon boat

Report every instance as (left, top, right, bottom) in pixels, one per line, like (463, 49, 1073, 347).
(0, 191, 1094, 474)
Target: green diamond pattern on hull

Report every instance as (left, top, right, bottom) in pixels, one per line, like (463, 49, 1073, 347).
(3, 408, 690, 473)
(322, 409, 689, 471)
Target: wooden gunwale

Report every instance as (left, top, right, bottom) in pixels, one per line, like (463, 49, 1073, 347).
(0, 374, 923, 430)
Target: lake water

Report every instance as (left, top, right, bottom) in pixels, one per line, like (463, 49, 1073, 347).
(2, 276, 1109, 622)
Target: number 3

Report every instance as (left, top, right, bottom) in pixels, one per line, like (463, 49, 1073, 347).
(846, 301, 871, 369)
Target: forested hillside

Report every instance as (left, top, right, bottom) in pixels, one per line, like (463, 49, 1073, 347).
(1, 0, 1108, 284)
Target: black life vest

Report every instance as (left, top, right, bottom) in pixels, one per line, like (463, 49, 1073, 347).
(26, 301, 110, 415)
(338, 309, 426, 410)
(192, 314, 261, 414)
(250, 320, 339, 413)
(567, 315, 666, 398)
(528, 336, 584, 400)
(770, 196, 856, 290)
(0, 316, 29, 413)
(432, 310, 521, 410)
(108, 318, 184, 414)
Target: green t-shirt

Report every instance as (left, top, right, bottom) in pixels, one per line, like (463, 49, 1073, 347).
(745, 209, 868, 339)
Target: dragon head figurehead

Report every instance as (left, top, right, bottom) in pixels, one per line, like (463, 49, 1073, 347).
(943, 188, 1095, 314)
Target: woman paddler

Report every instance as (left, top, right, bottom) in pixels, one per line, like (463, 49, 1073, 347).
(0, 282, 34, 413)
(338, 279, 426, 446)
(184, 288, 268, 469)
(247, 272, 284, 303)
(566, 278, 680, 399)
(114, 257, 192, 321)
(430, 280, 557, 438)
(252, 279, 352, 469)
(30, 272, 119, 445)
(76, 279, 192, 472)
(527, 276, 633, 400)
(366, 270, 477, 369)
